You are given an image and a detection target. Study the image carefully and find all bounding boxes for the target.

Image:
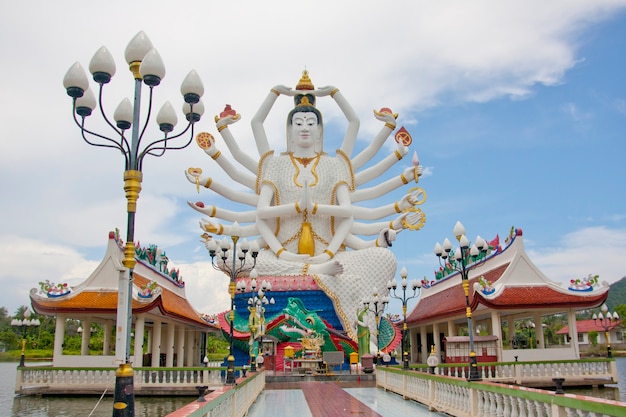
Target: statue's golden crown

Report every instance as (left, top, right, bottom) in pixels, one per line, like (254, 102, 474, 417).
(296, 70, 315, 90)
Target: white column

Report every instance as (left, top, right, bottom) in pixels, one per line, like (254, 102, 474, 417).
(433, 322, 441, 356)
(165, 322, 175, 367)
(534, 314, 545, 349)
(151, 319, 162, 367)
(490, 311, 503, 361)
(508, 319, 515, 349)
(175, 325, 185, 367)
(53, 313, 66, 366)
(420, 326, 428, 364)
(447, 320, 456, 337)
(80, 318, 91, 355)
(133, 315, 145, 367)
(567, 308, 580, 358)
(103, 320, 112, 355)
(186, 330, 196, 366)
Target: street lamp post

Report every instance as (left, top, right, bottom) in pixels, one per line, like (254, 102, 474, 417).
(11, 309, 41, 367)
(204, 223, 259, 384)
(236, 268, 275, 373)
(434, 221, 488, 381)
(63, 31, 205, 416)
(363, 288, 389, 366)
(388, 266, 421, 369)
(592, 304, 620, 358)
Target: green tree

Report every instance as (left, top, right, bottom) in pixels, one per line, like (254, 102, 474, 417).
(588, 330, 598, 346)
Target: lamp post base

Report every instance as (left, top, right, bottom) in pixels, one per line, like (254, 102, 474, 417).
(112, 363, 134, 417)
(226, 355, 236, 385)
(467, 354, 482, 381)
(250, 355, 257, 372)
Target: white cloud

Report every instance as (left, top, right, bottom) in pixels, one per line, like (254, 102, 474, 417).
(528, 226, 626, 285)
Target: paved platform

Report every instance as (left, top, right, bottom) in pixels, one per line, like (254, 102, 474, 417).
(249, 379, 443, 417)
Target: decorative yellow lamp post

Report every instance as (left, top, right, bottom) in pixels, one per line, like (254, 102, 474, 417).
(204, 223, 259, 384)
(388, 266, 421, 369)
(11, 309, 40, 367)
(593, 304, 620, 358)
(63, 31, 204, 416)
(434, 221, 488, 381)
(363, 288, 389, 366)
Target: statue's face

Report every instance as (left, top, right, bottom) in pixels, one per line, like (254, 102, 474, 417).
(290, 111, 320, 150)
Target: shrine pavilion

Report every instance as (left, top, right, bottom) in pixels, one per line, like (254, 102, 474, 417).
(405, 227, 610, 364)
(30, 231, 219, 369)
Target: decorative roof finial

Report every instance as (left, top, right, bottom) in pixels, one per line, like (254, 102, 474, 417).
(296, 70, 314, 91)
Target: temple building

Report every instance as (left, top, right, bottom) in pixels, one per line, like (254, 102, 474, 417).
(30, 231, 219, 368)
(405, 227, 610, 364)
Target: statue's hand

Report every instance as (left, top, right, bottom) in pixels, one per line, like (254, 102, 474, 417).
(408, 187, 425, 205)
(391, 211, 423, 230)
(199, 219, 220, 234)
(215, 114, 240, 127)
(402, 166, 416, 182)
(373, 110, 398, 124)
(397, 141, 409, 158)
(273, 85, 294, 96)
(312, 86, 336, 97)
(377, 228, 397, 248)
(277, 250, 310, 262)
(185, 169, 207, 185)
(300, 181, 314, 212)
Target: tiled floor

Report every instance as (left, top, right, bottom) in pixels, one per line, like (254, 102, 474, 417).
(247, 381, 443, 417)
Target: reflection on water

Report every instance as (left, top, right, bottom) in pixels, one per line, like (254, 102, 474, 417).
(12, 395, 192, 417)
(3, 358, 626, 416)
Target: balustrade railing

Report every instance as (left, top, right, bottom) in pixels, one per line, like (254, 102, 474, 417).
(416, 358, 616, 386)
(16, 366, 236, 395)
(377, 366, 625, 417)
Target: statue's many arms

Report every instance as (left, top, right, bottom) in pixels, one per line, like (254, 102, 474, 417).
(186, 71, 425, 354)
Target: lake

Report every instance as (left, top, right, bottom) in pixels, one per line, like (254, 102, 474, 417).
(3, 358, 625, 416)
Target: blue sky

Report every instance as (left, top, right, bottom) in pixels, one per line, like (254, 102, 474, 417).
(1, 1, 625, 318)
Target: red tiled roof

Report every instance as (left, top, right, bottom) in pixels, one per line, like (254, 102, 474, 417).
(557, 319, 623, 334)
(406, 259, 608, 325)
(406, 264, 509, 324)
(475, 286, 608, 310)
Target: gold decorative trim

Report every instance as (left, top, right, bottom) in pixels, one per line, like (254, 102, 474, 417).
(394, 150, 403, 160)
(271, 88, 280, 96)
(217, 125, 228, 132)
(211, 150, 221, 160)
(324, 249, 334, 258)
(336, 149, 356, 191)
(295, 201, 302, 214)
(204, 178, 213, 188)
(330, 88, 339, 98)
(256, 151, 275, 194)
(400, 173, 409, 184)
(276, 247, 286, 257)
(394, 202, 401, 213)
(312, 274, 356, 341)
(385, 122, 396, 130)
(312, 203, 318, 215)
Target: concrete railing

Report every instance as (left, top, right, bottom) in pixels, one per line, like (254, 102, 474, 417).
(377, 367, 625, 417)
(165, 370, 265, 417)
(16, 366, 236, 395)
(423, 358, 617, 387)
